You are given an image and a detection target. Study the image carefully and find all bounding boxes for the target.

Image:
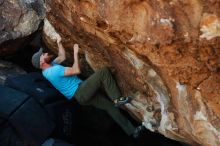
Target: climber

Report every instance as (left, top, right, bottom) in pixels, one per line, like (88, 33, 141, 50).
(31, 37, 145, 138)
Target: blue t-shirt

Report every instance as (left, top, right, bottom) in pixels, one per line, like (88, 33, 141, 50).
(42, 62, 82, 100)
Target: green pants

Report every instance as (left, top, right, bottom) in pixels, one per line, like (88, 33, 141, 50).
(74, 67, 135, 135)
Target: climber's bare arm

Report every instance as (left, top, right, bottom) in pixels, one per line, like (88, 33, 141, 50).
(64, 44, 81, 76)
(53, 37, 66, 64)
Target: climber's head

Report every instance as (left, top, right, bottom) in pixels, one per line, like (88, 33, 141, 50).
(31, 47, 43, 69)
(32, 48, 54, 69)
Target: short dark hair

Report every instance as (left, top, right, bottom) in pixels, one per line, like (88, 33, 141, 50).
(44, 54, 55, 64)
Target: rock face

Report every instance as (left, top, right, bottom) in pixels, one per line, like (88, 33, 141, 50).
(0, 60, 26, 85)
(0, 0, 45, 55)
(43, 0, 220, 146)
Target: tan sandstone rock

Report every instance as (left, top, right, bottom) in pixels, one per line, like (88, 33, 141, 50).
(43, 1, 220, 146)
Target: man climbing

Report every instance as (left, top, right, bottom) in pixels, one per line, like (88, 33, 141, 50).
(31, 37, 144, 138)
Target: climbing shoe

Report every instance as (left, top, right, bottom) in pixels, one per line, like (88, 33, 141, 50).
(114, 96, 131, 107)
(133, 125, 145, 138)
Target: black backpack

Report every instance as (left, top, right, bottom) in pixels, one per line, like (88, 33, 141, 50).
(0, 85, 55, 146)
(5, 72, 79, 143)
(5, 72, 64, 105)
(42, 138, 75, 146)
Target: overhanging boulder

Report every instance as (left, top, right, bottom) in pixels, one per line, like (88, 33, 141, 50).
(43, 1, 220, 146)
